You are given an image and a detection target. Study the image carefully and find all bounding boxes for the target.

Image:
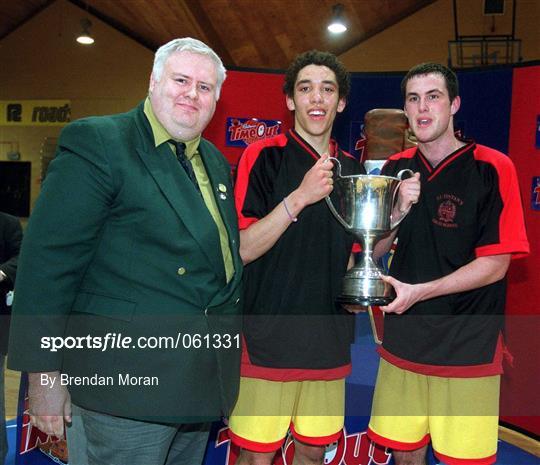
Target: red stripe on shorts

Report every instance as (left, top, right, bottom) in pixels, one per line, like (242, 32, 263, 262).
(290, 424, 342, 446)
(434, 450, 497, 465)
(367, 427, 430, 450)
(227, 428, 285, 453)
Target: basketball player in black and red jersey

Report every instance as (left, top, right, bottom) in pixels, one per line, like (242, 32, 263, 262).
(229, 51, 419, 465)
(367, 63, 530, 465)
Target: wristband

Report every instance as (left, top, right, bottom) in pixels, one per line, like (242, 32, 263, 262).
(283, 197, 297, 222)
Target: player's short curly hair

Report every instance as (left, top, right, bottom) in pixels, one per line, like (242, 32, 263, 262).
(283, 50, 350, 100)
(401, 62, 459, 103)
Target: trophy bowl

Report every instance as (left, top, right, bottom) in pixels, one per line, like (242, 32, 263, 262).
(325, 158, 413, 306)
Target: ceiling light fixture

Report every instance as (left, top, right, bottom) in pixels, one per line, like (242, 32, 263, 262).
(76, 18, 95, 45)
(328, 4, 347, 34)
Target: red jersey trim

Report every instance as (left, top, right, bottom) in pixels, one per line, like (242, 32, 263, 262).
(392, 142, 475, 182)
(341, 149, 356, 160)
(290, 424, 343, 446)
(475, 242, 530, 260)
(367, 427, 430, 450)
(418, 152, 433, 173)
(427, 142, 474, 181)
(234, 133, 288, 230)
(387, 146, 417, 161)
(384, 146, 419, 172)
(227, 428, 284, 452)
(289, 129, 341, 160)
(289, 129, 320, 160)
(240, 339, 351, 381)
(238, 216, 259, 230)
(473, 145, 530, 259)
(434, 450, 497, 465)
(377, 334, 505, 377)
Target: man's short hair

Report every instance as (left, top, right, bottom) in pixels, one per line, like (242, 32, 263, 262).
(283, 50, 350, 100)
(401, 62, 459, 103)
(152, 37, 227, 99)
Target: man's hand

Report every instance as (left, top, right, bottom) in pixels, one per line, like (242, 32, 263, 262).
(294, 155, 334, 207)
(379, 275, 422, 315)
(395, 172, 421, 215)
(28, 371, 72, 438)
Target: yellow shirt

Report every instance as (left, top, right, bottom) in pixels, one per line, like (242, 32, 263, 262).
(144, 99, 234, 283)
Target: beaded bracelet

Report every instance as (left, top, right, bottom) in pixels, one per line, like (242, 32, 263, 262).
(282, 197, 298, 222)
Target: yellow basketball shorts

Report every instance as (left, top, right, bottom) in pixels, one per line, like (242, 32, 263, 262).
(228, 376, 345, 452)
(367, 359, 500, 465)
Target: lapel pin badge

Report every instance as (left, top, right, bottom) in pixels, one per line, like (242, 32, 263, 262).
(218, 183, 227, 200)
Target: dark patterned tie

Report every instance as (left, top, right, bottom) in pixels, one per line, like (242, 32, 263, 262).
(170, 140, 200, 191)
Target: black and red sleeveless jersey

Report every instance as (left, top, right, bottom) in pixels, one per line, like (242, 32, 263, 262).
(234, 129, 365, 380)
(379, 142, 529, 377)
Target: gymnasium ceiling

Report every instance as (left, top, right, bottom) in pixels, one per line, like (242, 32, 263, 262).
(1, 0, 435, 69)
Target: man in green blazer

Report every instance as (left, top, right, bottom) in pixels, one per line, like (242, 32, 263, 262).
(0, 211, 22, 465)
(8, 37, 242, 465)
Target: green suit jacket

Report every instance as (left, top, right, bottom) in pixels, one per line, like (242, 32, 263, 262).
(8, 102, 243, 422)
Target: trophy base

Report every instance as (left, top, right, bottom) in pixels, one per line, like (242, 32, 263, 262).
(337, 270, 396, 307)
(336, 294, 394, 307)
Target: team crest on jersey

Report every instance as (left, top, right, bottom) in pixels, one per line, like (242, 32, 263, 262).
(438, 200, 456, 222)
(433, 194, 463, 228)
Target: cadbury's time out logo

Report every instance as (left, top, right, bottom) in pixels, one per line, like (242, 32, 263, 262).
(226, 117, 282, 147)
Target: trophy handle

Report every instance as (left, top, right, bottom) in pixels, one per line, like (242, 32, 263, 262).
(324, 157, 353, 229)
(327, 156, 342, 177)
(325, 197, 353, 229)
(396, 169, 415, 180)
(390, 169, 415, 229)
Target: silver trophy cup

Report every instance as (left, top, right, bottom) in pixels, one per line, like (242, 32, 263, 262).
(325, 158, 413, 306)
